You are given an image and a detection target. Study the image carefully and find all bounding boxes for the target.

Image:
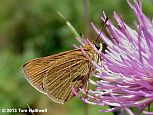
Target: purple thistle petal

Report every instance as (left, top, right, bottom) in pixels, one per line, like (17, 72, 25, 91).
(99, 107, 121, 112)
(143, 111, 153, 115)
(75, 0, 153, 114)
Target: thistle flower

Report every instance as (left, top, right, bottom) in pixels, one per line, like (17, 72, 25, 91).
(75, 0, 153, 114)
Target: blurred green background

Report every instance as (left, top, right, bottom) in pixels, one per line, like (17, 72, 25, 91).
(0, 0, 153, 115)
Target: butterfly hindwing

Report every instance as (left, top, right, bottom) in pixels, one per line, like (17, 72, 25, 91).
(43, 54, 91, 104)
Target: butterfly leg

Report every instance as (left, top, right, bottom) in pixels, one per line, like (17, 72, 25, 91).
(65, 74, 87, 102)
(83, 63, 93, 100)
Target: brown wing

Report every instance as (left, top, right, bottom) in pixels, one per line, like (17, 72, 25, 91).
(22, 45, 95, 94)
(22, 57, 54, 94)
(43, 54, 93, 104)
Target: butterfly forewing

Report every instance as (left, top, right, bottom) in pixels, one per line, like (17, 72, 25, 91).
(22, 57, 55, 94)
(22, 49, 85, 93)
(22, 44, 97, 104)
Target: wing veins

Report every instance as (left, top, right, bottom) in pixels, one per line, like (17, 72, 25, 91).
(44, 60, 86, 93)
(47, 59, 83, 81)
(52, 63, 87, 96)
(62, 67, 88, 101)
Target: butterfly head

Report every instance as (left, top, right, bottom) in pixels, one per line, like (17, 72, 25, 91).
(93, 39, 103, 52)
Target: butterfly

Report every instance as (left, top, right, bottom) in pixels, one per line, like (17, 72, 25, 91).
(22, 41, 102, 104)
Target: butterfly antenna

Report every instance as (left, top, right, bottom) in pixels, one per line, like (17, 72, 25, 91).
(96, 16, 108, 42)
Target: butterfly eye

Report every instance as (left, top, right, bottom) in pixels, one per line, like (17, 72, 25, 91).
(95, 43, 100, 50)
